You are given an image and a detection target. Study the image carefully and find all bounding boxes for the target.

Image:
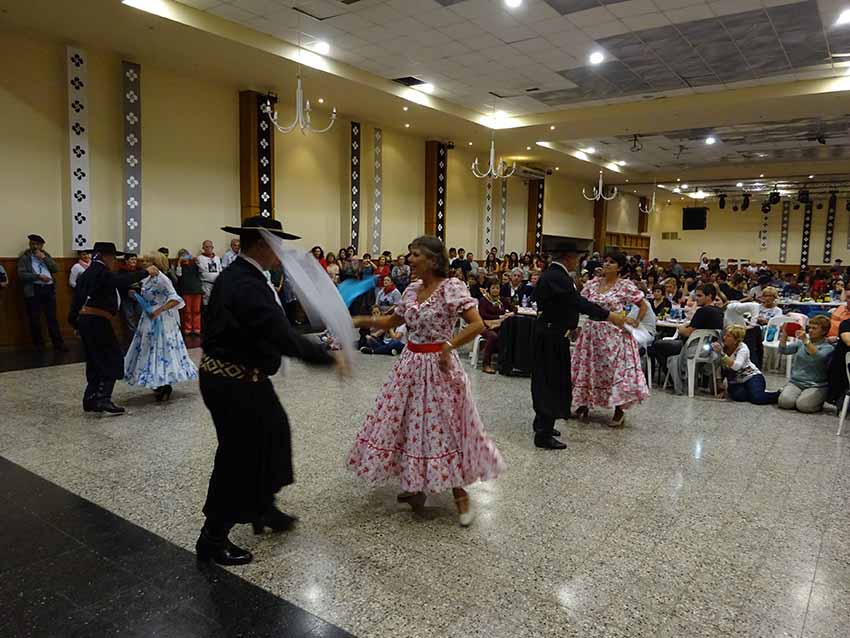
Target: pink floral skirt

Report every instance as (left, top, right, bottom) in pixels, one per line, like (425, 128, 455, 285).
(572, 321, 649, 409)
(347, 350, 505, 493)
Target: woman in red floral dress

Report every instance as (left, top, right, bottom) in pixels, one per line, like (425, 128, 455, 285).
(348, 236, 505, 526)
(572, 252, 650, 427)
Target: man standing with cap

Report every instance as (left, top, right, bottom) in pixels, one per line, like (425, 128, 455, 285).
(17, 234, 67, 352)
(196, 215, 344, 566)
(531, 241, 625, 449)
(69, 242, 158, 415)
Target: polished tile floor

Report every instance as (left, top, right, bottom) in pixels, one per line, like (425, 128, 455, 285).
(2, 349, 849, 637)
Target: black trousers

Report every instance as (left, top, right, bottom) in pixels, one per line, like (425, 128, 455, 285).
(649, 338, 683, 377)
(200, 372, 294, 525)
(531, 326, 572, 439)
(25, 285, 63, 347)
(78, 315, 124, 404)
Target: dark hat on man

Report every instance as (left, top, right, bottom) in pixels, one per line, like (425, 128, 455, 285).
(545, 239, 581, 255)
(28, 234, 46, 244)
(92, 242, 124, 256)
(157, 247, 169, 256)
(222, 215, 300, 240)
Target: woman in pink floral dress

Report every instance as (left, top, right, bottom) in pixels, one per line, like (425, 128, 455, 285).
(572, 252, 649, 427)
(348, 236, 505, 526)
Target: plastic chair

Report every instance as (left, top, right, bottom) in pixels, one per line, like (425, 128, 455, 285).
(763, 315, 793, 373)
(469, 335, 483, 368)
(663, 328, 721, 397)
(787, 312, 808, 328)
(837, 352, 850, 436)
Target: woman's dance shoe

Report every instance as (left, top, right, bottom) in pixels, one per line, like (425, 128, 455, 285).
(454, 493, 475, 527)
(397, 492, 427, 511)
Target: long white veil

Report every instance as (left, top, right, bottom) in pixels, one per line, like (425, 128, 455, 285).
(259, 228, 357, 366)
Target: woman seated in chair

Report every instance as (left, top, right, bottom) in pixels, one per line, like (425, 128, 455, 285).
(712, 326, 779, 405)
(756, 286, 783, 325)
(477, 277, 515, 375)
(777, 315, 834, 413)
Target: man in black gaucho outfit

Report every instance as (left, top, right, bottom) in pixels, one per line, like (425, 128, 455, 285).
(196, 216, 343, 566)
(530, 241, 625, 450)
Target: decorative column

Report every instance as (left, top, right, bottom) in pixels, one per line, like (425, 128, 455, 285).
(800, 201, 813, 269)
(425, 141, 448, 242)
(824, 193, 837, 263)
(526, 179, 544, 254)
(350, 121, 361, 251)
(499, 179, 508, 255)
(593, 198, 607, 254)
(239, 90, 276, 221)
(67, 47, 91, 251)
(779, 201, 790, 263)
(760, 205, 769, 251)
(371, 128, 383, 255)
(122, 61, 142, 253)
(482, 178, 494, 255)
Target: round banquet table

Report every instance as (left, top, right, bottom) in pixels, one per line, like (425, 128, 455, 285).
(498, 313, 538, 376)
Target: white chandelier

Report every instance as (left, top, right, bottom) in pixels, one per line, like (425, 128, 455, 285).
(262, 73, 336, 135)
(639, 181, 658, 213)
(583, 170, 618, 201)
(472, 130, 515, 179)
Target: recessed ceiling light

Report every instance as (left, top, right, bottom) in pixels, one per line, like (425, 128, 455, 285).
(681, 183, 688, 189)
(555, 167, 560, 171)
(317, 98, 324, 104)
(549, 125, 556, 130)
(633, 190, 637, 193)
(313, 40, 330, 55)
(403, 106, 408, 111)
(625, 179, 629, 182)
(404, 123, 410, 128)
(617, 160, 626, 166)
(589, 51, 604, 65)
(809, 174, 815, 179)
(659, 184, 664, 188)
(584, 147, 596, 154)
(759, 173, 764, 177)
(705, 136, 716, 145)
(468, 142, 473, 146)
(418, 83, 435, 94)
(736, 182, 743, 187)
(504, 0, 523, 8)
(676, 178, 681, 182)
(836, 9, 850, 26)
(526, 146, 531, 150)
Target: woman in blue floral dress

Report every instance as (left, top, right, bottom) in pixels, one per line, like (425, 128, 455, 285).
(125, 253, 198, 401)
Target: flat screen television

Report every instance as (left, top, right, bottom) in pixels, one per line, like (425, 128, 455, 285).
(682, 207, 708, 230)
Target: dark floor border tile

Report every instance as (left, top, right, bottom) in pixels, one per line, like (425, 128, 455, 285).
(0, 455, 355, 638)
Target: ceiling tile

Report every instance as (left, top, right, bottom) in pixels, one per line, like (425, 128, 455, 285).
(608, 0, 663, 18)
(708, 0, 763, 16)
(583, 21, 632, 39)
(325, 13, 376, 33)
(411, 29, 456, 46)
(207, 3, 256, 22)
(229, 0, 283, 16)
(663, 5, 715, 22)
(622, 12, 673, 29)
(178, 0, 221, 9)
(465, 33, 507, 50)
(290, 0, 342, 20)
(510, 36, 556, 53)
(447, 0, 500, 19)
(567, 7, 618, 28)
(508, 0, 563, 23)
(652, 0, 709, 8)
(439, 22, 488, 39)
(417, 8, 460, 28)
(543, 0, 601, 15)
(353, 4, 406, 26)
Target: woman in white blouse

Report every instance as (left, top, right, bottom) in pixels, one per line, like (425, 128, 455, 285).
(712, 326, 779, 405)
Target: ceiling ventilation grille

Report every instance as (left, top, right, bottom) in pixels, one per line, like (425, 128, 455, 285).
(661, 232, 680, 240)
(393, 76, 426, 87)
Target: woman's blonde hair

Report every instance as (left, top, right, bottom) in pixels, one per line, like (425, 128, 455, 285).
(148, 251, 169, 272)
(725, 325, 746, 344)
(762, 286, 778, 297)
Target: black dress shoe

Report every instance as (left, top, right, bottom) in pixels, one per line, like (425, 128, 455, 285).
(252, 506, 298, 534)
(93, 401, 126, 417)
(534, 437, 567, 450)
(196, 531, 253, 566)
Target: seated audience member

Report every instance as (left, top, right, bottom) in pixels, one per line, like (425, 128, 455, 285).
(359, 253, 375, 280)
(811, 272, 829, 298)
(520, 253, 533, 280)
(339, 250, 357, 282)
(311, 246, 327, 269)
(828, 313, 850, 404)
(466, 252, 479, 276)
(669, 258, 684, 278)
(467, 273, 482, 300)
(782, 272, 801, 296)
(374, 255, 391, 284)
(391, 255, 411, 292)
(451, 248, 472, 276)
(713, 326, 779, 405)
(650, 285, 672, 318)
(477, 277, 515, 375)
(68, 250, 91, 288)
(756, 286, 783, 325)
(831, 279, 845, 302)
(829, 293, 850, 338)
(518, 270, 541, 305)
(500, 268, 524, 307)
(777, 315, 833, 413)
(360, 306, 405, 356)
(650, 284, 724, 374)
(376, 276, 401, 312)
(748, 275, 770, 300)
(484, 253, 499, 274)
(325, 252, 340, 283)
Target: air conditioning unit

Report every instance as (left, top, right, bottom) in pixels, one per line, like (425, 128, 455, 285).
(514, 165, 548, 180)
(661, 232, 680, 240)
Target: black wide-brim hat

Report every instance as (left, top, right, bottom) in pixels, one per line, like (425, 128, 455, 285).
(28, 234, 46, 244)
(92, 242, 124, 256)
(222, 215, 300, 240)
(545, 239, 581, 255)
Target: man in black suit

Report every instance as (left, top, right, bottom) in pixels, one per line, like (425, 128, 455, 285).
(500, 268, 524, 306)
(530, 242, 625, 450)
(69, 242, 157, 415)
(196, 216, 343, 566)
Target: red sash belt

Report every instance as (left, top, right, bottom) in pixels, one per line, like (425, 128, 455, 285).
(406, 342, 444, 353)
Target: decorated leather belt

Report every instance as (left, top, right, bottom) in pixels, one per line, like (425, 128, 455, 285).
(406, 342, 445, 353)
(79, 306, 115, 320)
(199, 355, 268, 383)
